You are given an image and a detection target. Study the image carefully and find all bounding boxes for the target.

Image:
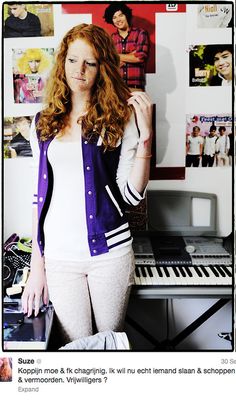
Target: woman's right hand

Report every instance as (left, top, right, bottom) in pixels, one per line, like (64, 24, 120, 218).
(21, 267, 49, 317)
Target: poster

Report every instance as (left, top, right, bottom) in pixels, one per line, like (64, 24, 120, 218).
(3, 3, 54, 38)
(189, 44, 233, 86)
(186, 114, 233, 167)
(12, 48, 54, 104)
(4, 116, 33, 158)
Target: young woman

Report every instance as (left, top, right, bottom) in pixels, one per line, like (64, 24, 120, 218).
(0, 358, 12, 382)
(22, 24, 153, 344)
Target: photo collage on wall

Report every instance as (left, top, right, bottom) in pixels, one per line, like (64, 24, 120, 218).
(187, 3, 232, 168)
(3, 1, 180, 173)
(3, 2, 233, 170)
(3, 3, 55, 159)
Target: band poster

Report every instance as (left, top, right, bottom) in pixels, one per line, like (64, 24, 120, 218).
(1, 1, 234, 400)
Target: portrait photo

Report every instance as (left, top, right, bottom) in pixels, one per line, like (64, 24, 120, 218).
(3, 3, 54, 38)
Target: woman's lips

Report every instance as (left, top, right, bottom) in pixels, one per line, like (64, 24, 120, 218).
(73, 76, 86, 81)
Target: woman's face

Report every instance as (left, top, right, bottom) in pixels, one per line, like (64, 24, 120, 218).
(28, 59, 41, 73)
(65, 39, 98, 95)
(214, 50, 232, 79)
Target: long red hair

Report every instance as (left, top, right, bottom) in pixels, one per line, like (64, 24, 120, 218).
(37, 24, 132, 150)
(0, 358, 12, 382)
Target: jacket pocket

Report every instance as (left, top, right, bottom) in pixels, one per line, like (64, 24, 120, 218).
(105, 185, 123, 217)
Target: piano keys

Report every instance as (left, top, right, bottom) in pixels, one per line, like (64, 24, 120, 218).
(134, 264, 232, 286)
(132, 235, 233, 298)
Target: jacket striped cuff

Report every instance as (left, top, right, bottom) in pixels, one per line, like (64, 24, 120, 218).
(124, 180, 146, 206)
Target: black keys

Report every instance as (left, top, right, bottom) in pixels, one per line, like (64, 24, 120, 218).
(194, 266, 203, 277)
(183, 266, 193, 277)
(178, 266, 186, 277)
(199, 265, 210, 277)
(215, 265, 226, 277)
(140, 266, 147, 277)
(155, 266, 163, 277)
(163, 266, 170, 277)
(209, 265, 220, 277)
(173, 266, 180, 277)
(147, 266, 153, 277)
(220, 265, 232, 277)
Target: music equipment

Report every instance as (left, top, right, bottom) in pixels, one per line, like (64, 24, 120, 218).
(132, 234, 232, 298)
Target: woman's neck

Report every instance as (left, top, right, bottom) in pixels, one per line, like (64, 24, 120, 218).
(70, 92, 90, 117)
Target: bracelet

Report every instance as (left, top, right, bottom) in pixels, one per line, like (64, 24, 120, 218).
(136, 154, 152, 159)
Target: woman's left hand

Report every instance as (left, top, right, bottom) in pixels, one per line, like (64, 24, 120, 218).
(127, 91, 153, 143)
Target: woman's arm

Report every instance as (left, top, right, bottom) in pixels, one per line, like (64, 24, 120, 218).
(127, 92, 153, 193)
(116, 92, 153, 204)
(21, 116, 49, 317)
(21, 209, 48, 317)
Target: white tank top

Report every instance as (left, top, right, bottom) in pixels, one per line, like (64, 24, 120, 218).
(43, 129, 130, 261)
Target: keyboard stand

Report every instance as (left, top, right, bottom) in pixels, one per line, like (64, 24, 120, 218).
(126, 298, 231, 350)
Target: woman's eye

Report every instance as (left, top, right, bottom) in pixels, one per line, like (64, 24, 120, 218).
(68, 58, 76, 63)
(85, 61, 97, 67)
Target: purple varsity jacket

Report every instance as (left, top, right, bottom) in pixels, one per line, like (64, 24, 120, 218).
(34, 113, 143, 257)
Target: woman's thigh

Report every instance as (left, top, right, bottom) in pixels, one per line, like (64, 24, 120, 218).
(45, 259, 93, 342)
(87, 248, 135, 332)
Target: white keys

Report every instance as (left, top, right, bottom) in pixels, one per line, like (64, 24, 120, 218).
(134, 264, 232, 286)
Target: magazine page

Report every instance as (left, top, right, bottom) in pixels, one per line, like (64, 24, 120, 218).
(1, 1, 234, 399)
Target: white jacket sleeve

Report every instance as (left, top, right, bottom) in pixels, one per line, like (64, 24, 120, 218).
(29, 116, 40, 208)
(116, 113, 147, 206)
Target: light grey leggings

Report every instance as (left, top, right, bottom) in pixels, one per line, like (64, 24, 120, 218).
(45, 248, 135, 342)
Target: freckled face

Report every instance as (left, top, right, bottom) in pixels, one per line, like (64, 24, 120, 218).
(65, 39, 99, 95)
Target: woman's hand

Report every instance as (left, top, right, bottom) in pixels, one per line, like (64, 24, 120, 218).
(21, 267, 49, 317)
(127, 91, 153, 143)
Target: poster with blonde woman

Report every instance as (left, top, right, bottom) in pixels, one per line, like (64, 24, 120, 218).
(12, 48, 54, 103)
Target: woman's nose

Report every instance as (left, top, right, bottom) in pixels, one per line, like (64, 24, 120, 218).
(77, 61, 85, 74)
